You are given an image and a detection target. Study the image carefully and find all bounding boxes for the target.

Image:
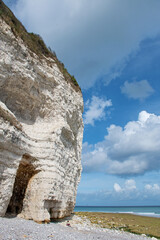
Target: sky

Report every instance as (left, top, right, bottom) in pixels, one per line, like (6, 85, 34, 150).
(4, 0, 160, 206)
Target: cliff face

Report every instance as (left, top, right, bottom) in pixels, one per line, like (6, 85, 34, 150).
(0, 1, 83, 222)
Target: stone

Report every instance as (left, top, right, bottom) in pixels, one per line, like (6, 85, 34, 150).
(0, 1, 83, 222)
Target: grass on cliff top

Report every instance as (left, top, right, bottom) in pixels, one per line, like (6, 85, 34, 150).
(75, 212, 160, 239)
(0, 0, 80, 91)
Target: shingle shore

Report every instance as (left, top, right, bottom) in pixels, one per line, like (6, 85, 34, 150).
(0, 216, 154, 240)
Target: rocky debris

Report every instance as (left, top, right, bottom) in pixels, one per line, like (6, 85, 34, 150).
(0, 216, 154, 240)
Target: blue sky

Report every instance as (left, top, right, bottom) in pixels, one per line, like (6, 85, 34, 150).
(4, 0, 160, 206)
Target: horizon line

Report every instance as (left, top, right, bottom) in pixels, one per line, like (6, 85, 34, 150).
(75, 205, 160, 207)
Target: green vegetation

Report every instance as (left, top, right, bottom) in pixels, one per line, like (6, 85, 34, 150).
(75, 212, 160, 239)
(55, 61, 79, 88)
(0, 0, 80, 91)
(0, 0, 51, 57)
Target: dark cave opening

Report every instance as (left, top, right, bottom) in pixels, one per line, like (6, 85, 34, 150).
(6, 154, 38, 216)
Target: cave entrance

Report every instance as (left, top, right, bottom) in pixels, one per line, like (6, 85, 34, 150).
(6, 154, 38, 216)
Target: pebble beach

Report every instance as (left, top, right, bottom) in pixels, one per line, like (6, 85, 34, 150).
(0, 215, 157, 240)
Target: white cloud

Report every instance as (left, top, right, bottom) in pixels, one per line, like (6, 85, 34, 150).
(114, 179, 136, 193)
(77, 180, 160, 205)
(121, 80, 154, 100)
(78, 179, 138, 205)
(145, 183, 160, 195)
(10, 0, 160, 89)
(83, 96, 112, 126)
(125, 179, 136, 191)
(82, 111, 160, 176)
(114, 183, 122, 193)
(145, 184, 152, 190)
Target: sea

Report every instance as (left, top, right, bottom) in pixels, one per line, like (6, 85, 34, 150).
(74, 206, 160, 218)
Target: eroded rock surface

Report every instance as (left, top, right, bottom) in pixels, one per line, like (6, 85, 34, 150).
(0, 5, 83, 222)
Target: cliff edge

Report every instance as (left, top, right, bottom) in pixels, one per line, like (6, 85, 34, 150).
(0, 0, 83, 222)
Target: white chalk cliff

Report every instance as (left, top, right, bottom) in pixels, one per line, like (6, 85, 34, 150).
(0, 1, 83, 222)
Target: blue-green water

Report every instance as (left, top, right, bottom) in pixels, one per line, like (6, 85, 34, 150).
(74, 206, 160, 218)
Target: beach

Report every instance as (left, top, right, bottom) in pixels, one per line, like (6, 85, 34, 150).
(0, 213, 159, 240)
(76, 212, 160, 239)
(74, 206, 160, 218)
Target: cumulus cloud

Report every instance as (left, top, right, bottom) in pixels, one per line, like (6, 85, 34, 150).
(121, 80, 154, 100)
(114, 183, 122, 193)
(82, 111, 160, 176)
(9, 0, 160, 89)
(125, 179, 137, 191)
(77, 181, 160, 205)
(114, 180, 137, 194)
(83, 96, 112, 126)
(145, 184, 160, 195)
